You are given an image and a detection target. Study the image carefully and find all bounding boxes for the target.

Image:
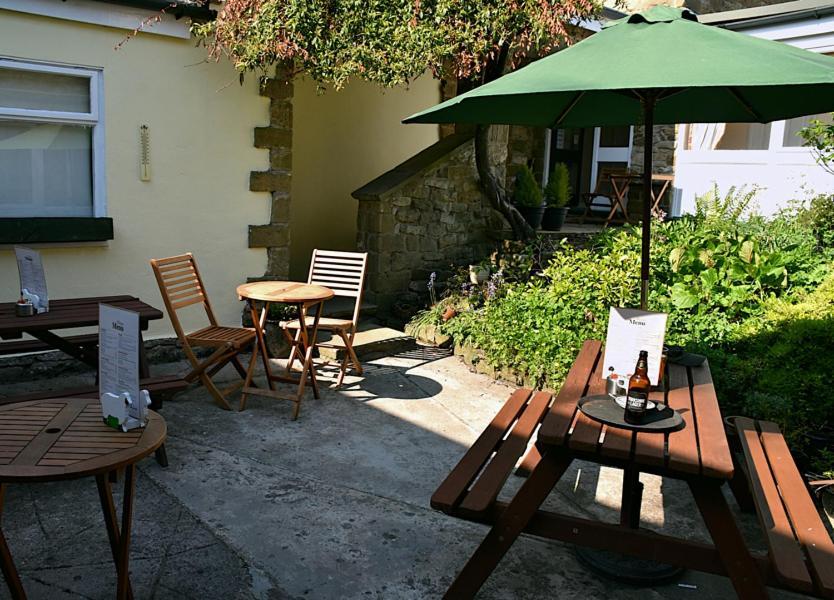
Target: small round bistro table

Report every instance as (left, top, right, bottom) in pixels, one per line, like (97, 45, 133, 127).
(236, 281, 334, 419)
(0, 398, 166, 600)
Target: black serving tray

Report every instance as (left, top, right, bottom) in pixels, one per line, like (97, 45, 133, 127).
(578, 394, 685, 433)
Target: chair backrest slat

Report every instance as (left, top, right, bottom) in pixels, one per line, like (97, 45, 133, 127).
(307, 249, 368, 325)
(150, 253, 218, 343)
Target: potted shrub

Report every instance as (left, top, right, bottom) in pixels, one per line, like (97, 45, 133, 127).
(542, 163, 571, 231)
(512, 165, 545, 230)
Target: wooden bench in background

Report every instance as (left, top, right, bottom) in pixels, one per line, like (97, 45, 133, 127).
(735, 417, 834, 599)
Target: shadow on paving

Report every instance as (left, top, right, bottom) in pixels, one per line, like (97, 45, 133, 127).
(0, 347, 816, 599)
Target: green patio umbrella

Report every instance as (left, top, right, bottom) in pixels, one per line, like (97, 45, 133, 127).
(404, 5, 834, 308)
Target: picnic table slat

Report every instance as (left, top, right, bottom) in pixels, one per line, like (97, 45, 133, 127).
(538, 340, 601, 445)
(665, 364, 700, 475)
(460, 390, 552, 515)
(759, 421, 834, 596)
(567, 358, 607, 453)
(734, 417, 813, 593)
(431, 388, 533, 512)
(689, 361, 733, 479)
(632, 383, 668, 467)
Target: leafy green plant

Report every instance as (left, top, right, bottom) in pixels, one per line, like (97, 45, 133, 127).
(512, 165, 544, 208)
(801, 194, 834, 248)
(798, 114, 834, 176)
(544, 163, 571, 208)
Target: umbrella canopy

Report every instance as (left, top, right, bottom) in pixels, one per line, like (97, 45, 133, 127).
(404, 6, 834, 307)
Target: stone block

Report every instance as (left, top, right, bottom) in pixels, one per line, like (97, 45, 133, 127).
(378, 235, 405, 253)
(271, 192, 291, 223)
(391, 197, 412, 207)
(270, 100, 293, 129)
(266, 246, 290, 278)
(250, 170, 291, 193)
(260, 78, 294, 100)
(395, 208, 419, 224)
(249, 224, 289, 248)
(270, 146, 292, 170)
(254, 127, 292, 149)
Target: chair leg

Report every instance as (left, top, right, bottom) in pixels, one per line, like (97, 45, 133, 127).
(230, 355, 248, 380)
(200, 372, 233, 411)
(335, 331, 362, 389)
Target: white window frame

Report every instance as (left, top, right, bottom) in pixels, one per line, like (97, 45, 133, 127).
(0, 57, 106, 218)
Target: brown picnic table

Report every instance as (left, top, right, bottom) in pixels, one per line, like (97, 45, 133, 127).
(433, 339, 834, 599)
(0, 295, 162, 375)
(0, 398, 166, 600)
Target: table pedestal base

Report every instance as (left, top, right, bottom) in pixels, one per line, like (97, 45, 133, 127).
(574, 546, 684, 585)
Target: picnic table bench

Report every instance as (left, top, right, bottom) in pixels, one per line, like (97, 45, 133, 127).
(433, 340, 834, 599)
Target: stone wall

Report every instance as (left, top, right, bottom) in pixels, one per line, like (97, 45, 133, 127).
(248, 64, 293, 279)
(630, 124, 677, 174)
(353, 133, 506, 313)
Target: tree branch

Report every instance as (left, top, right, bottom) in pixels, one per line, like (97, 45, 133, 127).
(472, 42, 536, 241)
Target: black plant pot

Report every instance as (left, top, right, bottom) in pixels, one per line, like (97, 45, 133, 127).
(517, 204, 546, 230)
(542, 206, 569, 231)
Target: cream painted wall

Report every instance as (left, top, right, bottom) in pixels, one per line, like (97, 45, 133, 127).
(0, 10, 270, 338)
(290, 77, 440, 279)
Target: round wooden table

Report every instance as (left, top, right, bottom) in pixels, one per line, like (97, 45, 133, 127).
(0, 398, 166, 600)
(236, 281, 334, 419)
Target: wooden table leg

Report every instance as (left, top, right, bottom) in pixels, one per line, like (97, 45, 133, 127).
(689, 480, 767, 599)
(0, 484, 25, 600)
(117, 465, 136, 600)
(305, 301, 324, 400)
(444, 450, 573, 599)
(96, 472, 135, 600)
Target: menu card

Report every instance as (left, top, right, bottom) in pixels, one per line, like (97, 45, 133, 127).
(14, 246, 48, 313)
(602, 307, 668, 384)
(99, 304, 141, 415)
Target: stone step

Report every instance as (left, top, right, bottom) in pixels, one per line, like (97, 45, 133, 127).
(317, 322, 417, 361)
(321, 297, 378, 320)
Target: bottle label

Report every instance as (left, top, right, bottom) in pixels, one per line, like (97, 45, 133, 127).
(626, 392, 648, 412)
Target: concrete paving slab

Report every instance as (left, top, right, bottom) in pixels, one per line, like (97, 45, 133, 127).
(0, 349, 823, 599)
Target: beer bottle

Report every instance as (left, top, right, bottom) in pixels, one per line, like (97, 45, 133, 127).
(624, 350, 651, 424)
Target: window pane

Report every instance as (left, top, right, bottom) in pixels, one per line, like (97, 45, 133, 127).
(783, 112, 834, 147)
(599, 126, 631, 148)
(714, 123, 771, 150)
(0, 122, 93, 217)
(0, 68, 90, 113)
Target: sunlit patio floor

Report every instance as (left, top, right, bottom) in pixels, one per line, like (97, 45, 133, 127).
(0, 349, 818, 599)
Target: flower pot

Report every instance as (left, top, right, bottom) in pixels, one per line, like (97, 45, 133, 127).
(469, 265, 489, 284)
(542, 206, 569, 231)
(442, 306, 457, 322)
(517, 204, 546, 230)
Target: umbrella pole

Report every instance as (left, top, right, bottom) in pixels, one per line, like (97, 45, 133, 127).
(639, 92, 656, 310)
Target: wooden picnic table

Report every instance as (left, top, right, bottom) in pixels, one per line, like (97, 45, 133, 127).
(0, 295, 162, 375)
(433, 340, 774, 599)
(0, 398, 167, 600)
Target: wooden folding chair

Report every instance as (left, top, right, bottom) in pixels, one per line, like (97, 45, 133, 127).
(581, 167, 633, 226)
(150, 253, 257, 410)
(283, 250, 368, 388)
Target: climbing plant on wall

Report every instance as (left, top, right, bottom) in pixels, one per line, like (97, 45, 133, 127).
(195, 0, 600, 240)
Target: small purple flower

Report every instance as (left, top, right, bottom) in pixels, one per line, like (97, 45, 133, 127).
(427, 271, 437, 290)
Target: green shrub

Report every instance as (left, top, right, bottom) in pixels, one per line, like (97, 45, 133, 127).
(544, 163, 571, 208)
(801, 193, 834, 249)
(512, 165, 543, 208)
(708, 273, 834, 470)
